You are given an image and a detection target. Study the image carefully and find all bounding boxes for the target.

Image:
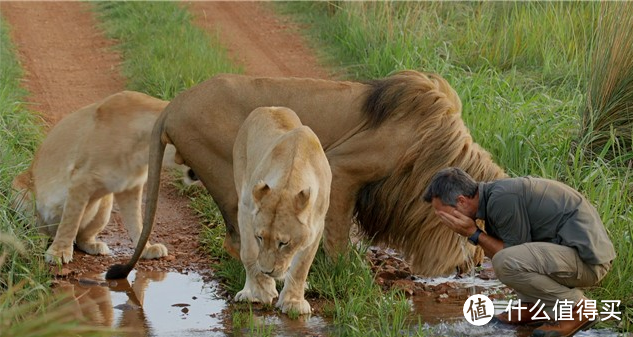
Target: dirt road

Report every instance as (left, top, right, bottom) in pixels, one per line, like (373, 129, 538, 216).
(187, 1, 330, 79)
(0, 1, 328, 276)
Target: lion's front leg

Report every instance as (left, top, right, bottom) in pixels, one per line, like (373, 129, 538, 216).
(322, 173, 357, 257)
(276, 234, 321, 315)
(235, 268, 278, 305)
(46, 184, 92, 263)
(235, 230, 278, 304)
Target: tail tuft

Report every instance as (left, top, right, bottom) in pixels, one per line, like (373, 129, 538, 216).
(105, 263, 133, 280)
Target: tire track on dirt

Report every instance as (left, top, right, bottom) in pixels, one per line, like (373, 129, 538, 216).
(186, 1, 331, 79)
(1, 1, 123, 126)
(1, 1, 208, 276)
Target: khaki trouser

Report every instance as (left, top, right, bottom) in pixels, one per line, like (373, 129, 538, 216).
(492, 242, 611, 311)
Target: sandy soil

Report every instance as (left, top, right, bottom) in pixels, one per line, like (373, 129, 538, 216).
(186, 1, 332, 79)
(0, 1, 331, 277)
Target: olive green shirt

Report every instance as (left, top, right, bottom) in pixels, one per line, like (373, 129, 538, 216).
(476, 177, 616, 265)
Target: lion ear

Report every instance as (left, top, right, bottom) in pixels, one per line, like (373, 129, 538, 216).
(295, 188, 311, 223)
(252, 181, 270, 205)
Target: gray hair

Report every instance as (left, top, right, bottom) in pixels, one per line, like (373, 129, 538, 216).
(422, 167, 478, 206)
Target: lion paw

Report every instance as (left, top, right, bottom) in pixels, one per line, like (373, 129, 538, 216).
(76, 241, 111, 256)
(141, 243, 168, 259)
(45, 244, 73, 264)
(276, 297, 311, 315)
(235, 284, 277, 304)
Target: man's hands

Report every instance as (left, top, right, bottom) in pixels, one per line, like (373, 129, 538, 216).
(435, 207, 504, 258)
(429, 197, 504, 258)
(435, 208, 478, 238)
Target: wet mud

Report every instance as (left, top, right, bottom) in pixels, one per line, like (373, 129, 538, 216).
(54, 254, 624, 337)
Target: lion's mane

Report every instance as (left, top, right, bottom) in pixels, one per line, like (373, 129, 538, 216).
(355, 71, 507, 276)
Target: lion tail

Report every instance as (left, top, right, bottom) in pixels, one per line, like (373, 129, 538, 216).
(106, 108, 168, 280)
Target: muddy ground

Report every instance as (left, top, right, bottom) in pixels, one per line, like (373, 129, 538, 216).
(1, 1, 334, 278)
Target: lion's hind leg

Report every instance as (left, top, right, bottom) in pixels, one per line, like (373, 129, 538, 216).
(76, 194, 113, 256)
(114, 185, 167, 259)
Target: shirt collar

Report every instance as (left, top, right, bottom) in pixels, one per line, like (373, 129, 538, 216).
(476, 182, 488, 220)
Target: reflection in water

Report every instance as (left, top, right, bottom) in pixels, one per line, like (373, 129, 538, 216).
(56, 270, 624, 337)
(56, 270, 227, 336)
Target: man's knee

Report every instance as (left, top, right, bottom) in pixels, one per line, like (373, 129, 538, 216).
(492, 248, 513, 281)
(492, 247, 521, 284)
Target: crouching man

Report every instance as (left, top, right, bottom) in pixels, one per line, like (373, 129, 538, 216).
(423, 167, 615, 337)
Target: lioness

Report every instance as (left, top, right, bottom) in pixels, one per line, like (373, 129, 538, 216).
(11, 91, 185, 263)
(233, 107, 331, 315)
(107, 71, 506, 279)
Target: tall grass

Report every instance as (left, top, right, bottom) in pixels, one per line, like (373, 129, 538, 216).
(94, 1, 240, 100)
(0, 15, 48, 312)
(1, 20, 114, 337)
(580, 1, 633, 158)
(309, 248, 424, 337)
(282, 2, 597, 87)
(280, 1, 633, 331)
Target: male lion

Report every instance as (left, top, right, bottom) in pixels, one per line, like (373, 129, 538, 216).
(233, 106, 331, 315)
(11, 91, 186, 263)
(107, 70, 506, 279)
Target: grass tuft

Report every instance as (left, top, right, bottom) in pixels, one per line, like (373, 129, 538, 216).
(94, 1, 240, 100)
(580, 1, 633, 158)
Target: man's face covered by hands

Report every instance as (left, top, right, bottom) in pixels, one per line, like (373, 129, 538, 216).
(431, 196, 477, 237)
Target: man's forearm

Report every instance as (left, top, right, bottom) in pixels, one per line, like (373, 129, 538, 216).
(477, 232, 504, 258)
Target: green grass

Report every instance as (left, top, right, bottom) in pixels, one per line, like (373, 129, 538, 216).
(94, 1, 240, 100)
(278, 1, 633, 331)
(0, 14, 48, 317)
(1, 19, 115, 337)
(579, 1, 633, 158)
(309, 248, 423, 337)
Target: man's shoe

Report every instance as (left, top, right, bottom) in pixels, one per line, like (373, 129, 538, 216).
(531, 305, 598, 337)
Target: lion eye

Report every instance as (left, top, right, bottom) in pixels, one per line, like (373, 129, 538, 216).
(255, 235, 263, 243)
(278, 241, 289, 249)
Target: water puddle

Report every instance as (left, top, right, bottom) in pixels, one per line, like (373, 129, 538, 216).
(413, 272, 624, 337)
(55, 270, 226, 336)
(55, 268, 625, 336)
(54, 270, 332, 336)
